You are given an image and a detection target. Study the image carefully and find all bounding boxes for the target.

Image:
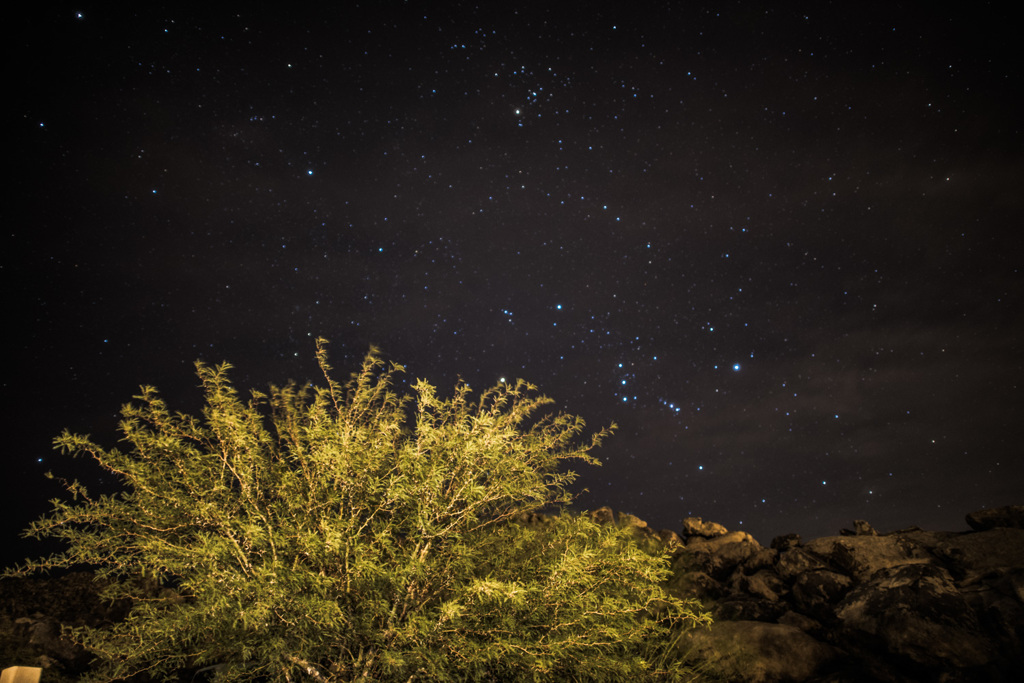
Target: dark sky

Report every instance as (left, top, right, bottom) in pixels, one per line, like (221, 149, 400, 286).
(6, 3, 1022, 568)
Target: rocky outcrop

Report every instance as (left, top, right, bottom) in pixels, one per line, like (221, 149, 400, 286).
(600, 504, 1024, 682)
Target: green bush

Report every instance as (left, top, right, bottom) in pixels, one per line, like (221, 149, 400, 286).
(7, 340, 710, 682)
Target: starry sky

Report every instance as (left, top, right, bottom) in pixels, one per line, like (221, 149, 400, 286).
(6, 3, 1023, 568)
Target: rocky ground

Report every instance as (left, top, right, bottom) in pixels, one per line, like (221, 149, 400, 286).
(3, 505, 1022, 682)
(623, 504, 1024, 682)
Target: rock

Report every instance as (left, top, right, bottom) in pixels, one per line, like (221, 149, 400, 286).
(838, 520, 880, 537)
(663, 505, 1024, 679)
(24, 615, 81, 662)
(802, 534, 932, 582)
(732, 569, 787, 603)
(965, 504, 1024, 531)
(681, 516, 728, 538)
(775, 546, 828, 581)
(934, 527, 1024, 585)
(587, 506, 615, 525)
(658, 528, 684, 549)
(0, 573, 117, 680)
(710, 596, 787, 622)
(685, 529, 759, 549)
(960, 570, 1024, 664)
(681, 620, 835, 683)
(890, 527, 959, 551)
(616, 512, 663, 551)
(790, 570, 853, 621)
(667, 569, 727, 600)
(739, 546, 778, 574)
(852, 519, 877, 536)
(836, 563, 995, 669)
(617, 512, 648, 530)
(769, 533, 801, 551)
(777, 609, 821, 635)
(687, 531, 763, 580)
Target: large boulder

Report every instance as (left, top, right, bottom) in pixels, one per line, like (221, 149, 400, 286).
(933, 527, 1024, 584)
(658, 528, 685, 550)
(789, 570, 853, 622)
(681, 620, 835, 683)
(774, 546, 828, 581)
(732, 569, 787, 603)
(960, 570, 1024, 666)
(710, 596, 787, 622)
(769, 533, 801, 551)
(965, 504, 1024, 531)
(739, 545, 779, 574)
(686, 531, 763, 580)
(681, 516, 729, 538)
(802, 534, 932, 582)
(666, 569, 727, 601)
(836, 563, 995, 670)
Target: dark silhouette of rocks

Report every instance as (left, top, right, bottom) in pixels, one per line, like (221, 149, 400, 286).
(0, 572, 128, 682)
(3, 505, 1022, 681)
(616, 504, 1024, 682)
(965, 504, 1024, 532)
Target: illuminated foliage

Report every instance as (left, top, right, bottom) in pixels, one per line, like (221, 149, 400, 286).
(9, 339, 709, 682)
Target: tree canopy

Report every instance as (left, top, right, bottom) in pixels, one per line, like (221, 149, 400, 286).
(8, 340, 710, 681)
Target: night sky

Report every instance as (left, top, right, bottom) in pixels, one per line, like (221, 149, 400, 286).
(7, 3, 1023, 568)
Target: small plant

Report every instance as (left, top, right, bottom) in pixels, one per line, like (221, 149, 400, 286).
(7, 340, 710, 681)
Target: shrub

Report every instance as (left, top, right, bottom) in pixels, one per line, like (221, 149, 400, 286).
(7, 340, 710, 681)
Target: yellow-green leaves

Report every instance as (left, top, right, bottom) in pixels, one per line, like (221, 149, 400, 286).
(7, 341, 708, 682)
